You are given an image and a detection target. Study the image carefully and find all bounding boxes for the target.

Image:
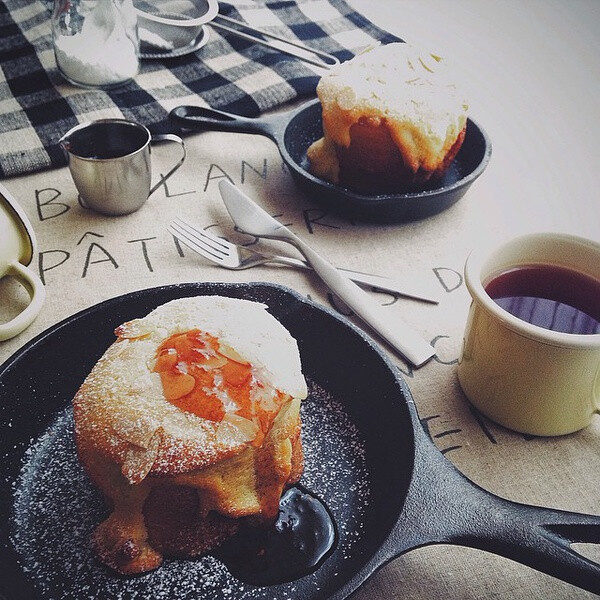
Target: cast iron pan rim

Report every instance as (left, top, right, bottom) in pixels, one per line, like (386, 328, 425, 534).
(167, 99, 492, 222)
(0, 282, 409, 387)
(0, 281, 417, 600)
(4, 282, 600, 598)
(281, 98, 492, 202)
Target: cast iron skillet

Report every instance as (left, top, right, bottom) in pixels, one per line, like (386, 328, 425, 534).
(0, 282, 599, 599)
(169, 100, 492, 223)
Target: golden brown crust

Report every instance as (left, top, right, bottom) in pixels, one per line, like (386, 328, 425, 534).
(79, 400, 303, 574)
(72, 336, 245, 483)
(143, 486, 240, 559)
(73, 297, 307, 575)
(79, 398, 303, 575)
(73, 297, 307, 484)
(306, 43, 469, 192)
(335, 120, 467, 191)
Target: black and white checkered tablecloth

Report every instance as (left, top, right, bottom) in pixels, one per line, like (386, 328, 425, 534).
(0, 0, 399, 178)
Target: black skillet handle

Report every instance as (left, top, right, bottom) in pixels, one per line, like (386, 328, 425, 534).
(380, 424, 600, 595)
(169, 105, 283, 140)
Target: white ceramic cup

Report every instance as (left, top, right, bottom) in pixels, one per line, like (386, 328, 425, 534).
(0, 184, 46, 341)
(457, 232, 600, 436)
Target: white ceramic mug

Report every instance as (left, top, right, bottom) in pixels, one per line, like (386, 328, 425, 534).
(0, 184, 46, 341)
(457, 232, 600, 436)
(59, 119, 186, 216)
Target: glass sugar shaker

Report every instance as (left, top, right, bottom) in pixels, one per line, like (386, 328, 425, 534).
(52, 0, 140, 89)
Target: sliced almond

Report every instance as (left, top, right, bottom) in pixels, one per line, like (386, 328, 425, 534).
(153, 348, 178, 372)
(111, 418, 156, 449)
(121, 430, 161, 484)
(251, 383, 279, 412)
(216, 413, 259, 445)
(114, 319, 151, 340)
(196, 354, 227, 369)
(221, 359, 251, 387)
(217, 343, 249, 366)
(159, 371, 195, 400)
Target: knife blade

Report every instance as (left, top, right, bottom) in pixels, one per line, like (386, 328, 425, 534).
(333, 268, 440, 304)
(218, 180, 436, 367)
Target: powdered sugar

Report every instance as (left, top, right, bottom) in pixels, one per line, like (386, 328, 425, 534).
(53, 0, 139, 88)
(10, 380, 370, 599)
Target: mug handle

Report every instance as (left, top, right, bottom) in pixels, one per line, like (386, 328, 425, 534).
(148, 134, 186, 196)
(0, 260, 46, 341)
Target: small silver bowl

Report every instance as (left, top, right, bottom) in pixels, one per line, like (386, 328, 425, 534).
(135, 0, 217, 53)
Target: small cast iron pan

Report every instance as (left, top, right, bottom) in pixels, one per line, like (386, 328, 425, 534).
(0, 282, 599, 599)
(169, 100, 492, 222)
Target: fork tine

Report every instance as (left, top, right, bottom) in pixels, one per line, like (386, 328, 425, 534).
(168, 218, 231, 262)
(175, 217, 230, 252)
(172, 217, 231, 257)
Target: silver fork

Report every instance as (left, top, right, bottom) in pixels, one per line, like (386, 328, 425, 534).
(168, 217, 439, 303)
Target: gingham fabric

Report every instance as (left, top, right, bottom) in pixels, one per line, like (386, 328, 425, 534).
(0, 0, 399, 178)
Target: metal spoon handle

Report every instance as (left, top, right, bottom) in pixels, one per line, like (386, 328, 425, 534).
(266, 254, 438, 303)
(280, 230, 436, 367)
(211, 14, 340, 69)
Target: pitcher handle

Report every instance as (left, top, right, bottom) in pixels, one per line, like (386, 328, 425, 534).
(0, 261, 46, 341)
(148, 134, 186, 196)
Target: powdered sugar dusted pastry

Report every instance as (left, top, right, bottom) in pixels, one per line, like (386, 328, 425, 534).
(307, 42, 469, 191)
(73, 296, 307, 574)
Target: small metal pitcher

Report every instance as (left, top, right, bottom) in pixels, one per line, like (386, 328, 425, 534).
(59, 119, 186, 216)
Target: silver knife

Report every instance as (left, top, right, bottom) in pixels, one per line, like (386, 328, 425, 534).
(332, 267, 439, 303)
(218, 180, 436, 367)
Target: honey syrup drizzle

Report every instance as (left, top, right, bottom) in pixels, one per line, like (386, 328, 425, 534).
(153, 330, 285, 446)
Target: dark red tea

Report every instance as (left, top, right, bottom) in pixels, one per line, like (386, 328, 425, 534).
(484, 264, 600, 335)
